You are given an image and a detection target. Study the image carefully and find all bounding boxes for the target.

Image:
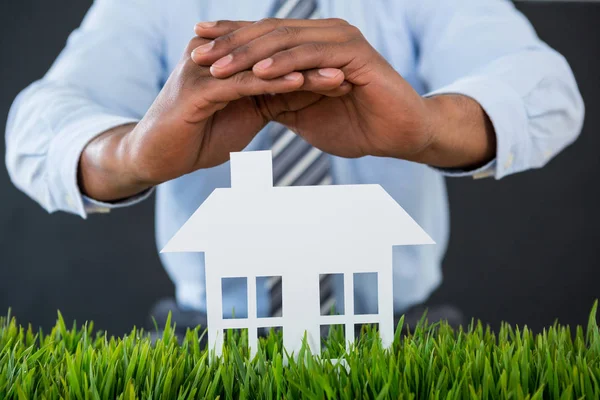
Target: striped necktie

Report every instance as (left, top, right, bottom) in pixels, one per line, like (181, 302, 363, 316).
(267, 0, 337, 318)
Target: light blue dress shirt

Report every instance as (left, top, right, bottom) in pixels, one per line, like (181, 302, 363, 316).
(5, 0, 584, 316)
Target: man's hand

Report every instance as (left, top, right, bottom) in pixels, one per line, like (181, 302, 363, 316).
(191, 18, 496, 168)
(79, 36, 348, 201)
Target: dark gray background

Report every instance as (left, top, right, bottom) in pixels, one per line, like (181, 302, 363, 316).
(0, 1, 598, 336)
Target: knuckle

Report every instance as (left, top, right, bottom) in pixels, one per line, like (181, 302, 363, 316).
(214, 33, 235, 47)
(231, 43, 251, 58)
(274, 25, 299, 38)
(207, 19, 232, 29)
(184, 37, 209, 55)
(309, 42, 328, 53)
(346, 25, 363, 37)
(328, 18, 350, 26)
(257, 17, 279, 28)
(233, 72, 253, 86)
(337, 25, 362, 40)
(276, 48, 298, 64)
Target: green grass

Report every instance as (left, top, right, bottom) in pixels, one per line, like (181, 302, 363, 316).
(1, 303, 599, 399)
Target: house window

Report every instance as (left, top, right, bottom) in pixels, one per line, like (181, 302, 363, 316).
(320, 324, 346, 357)
(355, 323, 379, 342)
(224, 328, 249, 353)
(221, 277, 248, 319)
(319, 273, 344, 315)
(353, 272, 378, 315)
(258, 326, 283, 361)
(257, 276, 282, 318)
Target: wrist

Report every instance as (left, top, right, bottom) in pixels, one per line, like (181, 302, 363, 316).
(416, 95, 496, 169)
(78, 123, 151, 202)
(117, 123, 158, 187)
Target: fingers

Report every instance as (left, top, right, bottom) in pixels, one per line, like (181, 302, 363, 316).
(190, 18, 352, 71)
(196, 67, 349, 104)
(252, 42, 359, 80)
(185, 19, 358, 108)
(190, 18, 371, 85)
(193, 18, 349, 40)
(194, 20, 253, 35)
(199, 70, 304, 104)
(192, 26, 357, 79)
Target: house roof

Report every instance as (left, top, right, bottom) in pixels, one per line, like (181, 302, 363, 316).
(161, 181, 434, 254)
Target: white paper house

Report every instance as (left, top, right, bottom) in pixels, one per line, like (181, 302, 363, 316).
(162, 151, 434, 358)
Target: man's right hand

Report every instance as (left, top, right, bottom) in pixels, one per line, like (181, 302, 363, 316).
(78, 36, 348, 202)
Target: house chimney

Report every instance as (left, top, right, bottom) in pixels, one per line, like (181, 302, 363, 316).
(230, 151, 273, 190)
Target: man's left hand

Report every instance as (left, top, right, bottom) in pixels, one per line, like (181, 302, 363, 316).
(191, 18, 496, 169)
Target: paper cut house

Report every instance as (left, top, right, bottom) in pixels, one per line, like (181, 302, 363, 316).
(162, 151, 434, 358)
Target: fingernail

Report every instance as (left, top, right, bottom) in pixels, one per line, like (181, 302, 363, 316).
(318, 68, 341, 78)
(212, 54, 233, 68)
(284, 72, 301, 81)
(196, 21, 217, 29)
(254, 58, 274, 70)
(192, 41, 215, 55)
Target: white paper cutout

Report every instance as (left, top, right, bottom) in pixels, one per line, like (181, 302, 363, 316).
(161, 150, 435, 359)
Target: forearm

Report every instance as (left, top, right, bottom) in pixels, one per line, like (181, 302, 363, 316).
(408, 0, 583, 178)
(6, 80, 143, 216)
(78, 123, 151, 202)
(416, 94, 496, 170)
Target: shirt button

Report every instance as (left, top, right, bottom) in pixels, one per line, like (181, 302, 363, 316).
(504, 153, 514, 170)
(473, 169, 495, 179)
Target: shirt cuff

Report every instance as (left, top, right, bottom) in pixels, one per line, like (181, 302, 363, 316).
(425, 75, 528, 180)
(82, 188, 155, 214)
(432, 158, 497, 179)
(45, 113, 140, 218)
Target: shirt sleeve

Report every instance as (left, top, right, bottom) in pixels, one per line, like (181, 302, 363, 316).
(405, 0, 585, 179)
(5, 0, 166, 218)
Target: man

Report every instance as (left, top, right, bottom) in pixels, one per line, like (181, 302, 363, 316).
(5, 0, 584, 335)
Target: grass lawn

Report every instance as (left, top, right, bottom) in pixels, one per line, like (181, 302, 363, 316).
(1, 302, 599, 399)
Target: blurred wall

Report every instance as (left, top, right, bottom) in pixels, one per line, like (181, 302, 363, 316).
(0, 1, 598, 335)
